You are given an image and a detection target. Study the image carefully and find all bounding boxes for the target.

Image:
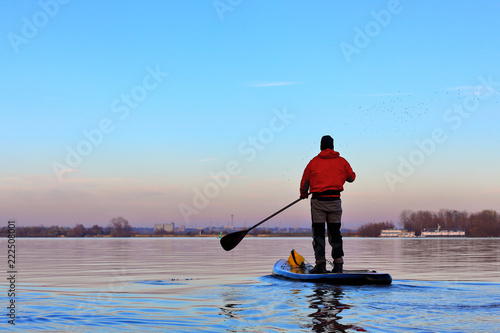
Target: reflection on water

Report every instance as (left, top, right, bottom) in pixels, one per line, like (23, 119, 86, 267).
(307, 287, 365, 333)
(218, 284, 367, 333)
(1, 237, 498, 332)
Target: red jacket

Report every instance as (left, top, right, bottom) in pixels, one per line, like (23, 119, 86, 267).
(300, 149, 356, 198)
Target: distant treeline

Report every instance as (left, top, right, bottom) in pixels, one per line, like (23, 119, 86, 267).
(358, 209, 500, 237)
(357, 221, 395, 237)
(400, 209, 499, 237)
(3, 210, 499, 238)
(0, 217, 135, 238)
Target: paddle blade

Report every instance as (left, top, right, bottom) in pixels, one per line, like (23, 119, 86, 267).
(220, 230, 249, 251)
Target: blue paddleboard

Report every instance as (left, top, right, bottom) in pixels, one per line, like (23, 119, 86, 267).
(272, 259, 392, 285)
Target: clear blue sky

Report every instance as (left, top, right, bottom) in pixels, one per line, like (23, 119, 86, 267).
(1, 0, 499, 228)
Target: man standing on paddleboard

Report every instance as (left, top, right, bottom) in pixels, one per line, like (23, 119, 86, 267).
(300, 135, 356, 274)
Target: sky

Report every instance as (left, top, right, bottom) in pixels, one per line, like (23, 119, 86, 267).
(1, 0, 499, 229)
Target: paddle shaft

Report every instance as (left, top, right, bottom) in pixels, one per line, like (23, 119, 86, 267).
(220, 197, 306, 251)
(246, 197, 303, 232)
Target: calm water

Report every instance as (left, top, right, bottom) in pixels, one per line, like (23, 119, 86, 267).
(1, 237, 499, 332)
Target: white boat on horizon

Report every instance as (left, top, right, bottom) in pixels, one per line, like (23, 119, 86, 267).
(421, 225, 465, 237)
(380, 229, 416, 238)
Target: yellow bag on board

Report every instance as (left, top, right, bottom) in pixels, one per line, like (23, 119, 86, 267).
(287, 249, 305, 268)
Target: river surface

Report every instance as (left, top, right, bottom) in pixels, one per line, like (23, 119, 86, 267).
(1, 237, 499, 332)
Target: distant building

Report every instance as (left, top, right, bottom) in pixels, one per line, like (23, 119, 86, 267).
(380, 229, 416, 238)
(154, 223, 175, 233)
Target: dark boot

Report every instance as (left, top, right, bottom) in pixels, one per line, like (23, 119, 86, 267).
(332, 263, 343, 273)
(310, 263, 328, 274)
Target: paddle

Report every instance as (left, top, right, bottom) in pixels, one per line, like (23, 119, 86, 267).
(220, 197, 304, 251)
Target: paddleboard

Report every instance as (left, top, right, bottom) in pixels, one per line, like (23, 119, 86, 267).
(272, 259, 392, 285)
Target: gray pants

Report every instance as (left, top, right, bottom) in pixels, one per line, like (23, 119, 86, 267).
(311, 199, 344, 265)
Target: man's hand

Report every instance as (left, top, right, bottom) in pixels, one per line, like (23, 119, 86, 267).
(300, 192, 309, 199)
(346, 177, 354, 183)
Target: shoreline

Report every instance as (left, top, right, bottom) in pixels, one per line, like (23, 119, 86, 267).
(10, 234, 493, 238)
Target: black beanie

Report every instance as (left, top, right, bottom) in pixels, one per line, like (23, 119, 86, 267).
(320, 135, 334, 150)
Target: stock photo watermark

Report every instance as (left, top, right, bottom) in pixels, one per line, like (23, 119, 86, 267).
(213, 0, 243, 21)
(178, 107, 295, 223)
(385, 75, 499, 192)
(7, 0, 71, 54)
(339, 0, 403, 64)
(6, 220, 17, 326)
(51, 65, 168, 182)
